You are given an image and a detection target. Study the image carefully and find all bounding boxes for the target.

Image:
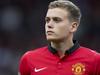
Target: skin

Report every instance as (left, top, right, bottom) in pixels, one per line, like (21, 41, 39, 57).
(45, 8, 79, 58)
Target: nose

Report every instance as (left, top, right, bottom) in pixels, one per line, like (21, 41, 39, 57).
(46, 20, 54, 28)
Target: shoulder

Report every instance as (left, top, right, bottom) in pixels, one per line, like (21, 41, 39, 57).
(20, 46, 48, 60)
(77, 46, 100, 60)
(79, 46, 99, 55)
(79, 46, 100, 63)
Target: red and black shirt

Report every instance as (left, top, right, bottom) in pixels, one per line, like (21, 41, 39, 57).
(19, 41, 100, 75)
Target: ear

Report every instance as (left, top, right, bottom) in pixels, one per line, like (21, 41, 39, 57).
(70, 22, 79, 33)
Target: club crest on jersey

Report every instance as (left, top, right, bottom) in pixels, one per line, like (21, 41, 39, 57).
(72, 63, 85, 75)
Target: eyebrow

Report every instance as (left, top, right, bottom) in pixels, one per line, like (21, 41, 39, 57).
(45, 16, 62, 19)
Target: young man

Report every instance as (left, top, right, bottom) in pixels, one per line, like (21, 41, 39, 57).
(19, 0, 100, 75)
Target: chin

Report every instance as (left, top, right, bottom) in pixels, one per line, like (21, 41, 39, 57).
(46, 37, 60, 42)
(47, 37, 55, 41)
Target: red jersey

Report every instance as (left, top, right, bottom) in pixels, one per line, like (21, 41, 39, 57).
(19, 42, 100, 75)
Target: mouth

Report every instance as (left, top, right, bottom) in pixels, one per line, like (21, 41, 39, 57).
(46, 31, 54, 35)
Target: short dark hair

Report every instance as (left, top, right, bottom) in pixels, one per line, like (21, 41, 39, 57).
(48, 0, 81, 23)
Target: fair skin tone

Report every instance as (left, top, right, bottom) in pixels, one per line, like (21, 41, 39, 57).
(45, 8, 79, 58)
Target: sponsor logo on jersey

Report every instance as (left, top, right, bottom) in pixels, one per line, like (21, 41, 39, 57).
(34, 67, 47, 72)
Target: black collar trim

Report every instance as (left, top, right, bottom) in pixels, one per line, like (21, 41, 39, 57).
(48, 40, 80, 55)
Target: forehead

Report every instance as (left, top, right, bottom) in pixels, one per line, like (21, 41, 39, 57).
(46, 8, 69, 18)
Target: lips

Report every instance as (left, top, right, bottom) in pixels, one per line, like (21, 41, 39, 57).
(47, 31, 54, 34)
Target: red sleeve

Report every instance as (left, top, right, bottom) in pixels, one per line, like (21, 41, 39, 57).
(94, 53, 100, 75)
(19, 52, 31, 75)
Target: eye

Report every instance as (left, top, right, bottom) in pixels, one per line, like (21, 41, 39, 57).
(53, 17, 62, 23)
(45, 17, 50, 23)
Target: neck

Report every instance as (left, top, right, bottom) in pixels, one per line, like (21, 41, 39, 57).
(51, 39, 74, 58)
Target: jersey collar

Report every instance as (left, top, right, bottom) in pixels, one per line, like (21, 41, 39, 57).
(48, 40, 80, 55)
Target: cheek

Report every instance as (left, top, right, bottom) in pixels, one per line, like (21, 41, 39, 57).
(45, 25, 47, 30)
(56, 27, 69, 36)
(58, 26, 69, 33)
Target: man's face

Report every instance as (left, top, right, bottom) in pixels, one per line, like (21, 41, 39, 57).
(45, 8, 77, 42)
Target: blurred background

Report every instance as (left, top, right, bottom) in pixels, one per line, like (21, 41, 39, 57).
(0, 0, 100, 75)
